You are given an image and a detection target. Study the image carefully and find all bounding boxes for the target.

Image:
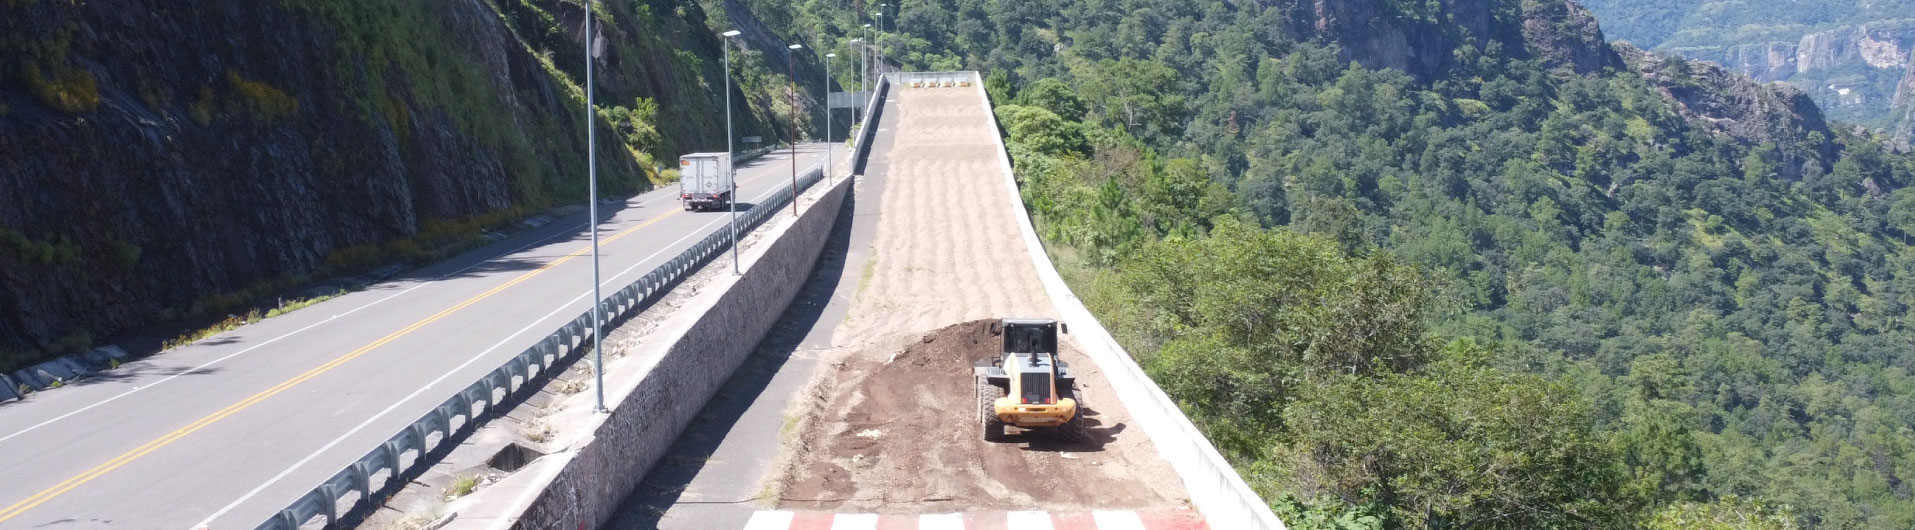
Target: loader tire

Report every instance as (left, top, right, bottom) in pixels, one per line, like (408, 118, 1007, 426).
(1057, 387, 1089, 442)
(978, 378, 1007, 443)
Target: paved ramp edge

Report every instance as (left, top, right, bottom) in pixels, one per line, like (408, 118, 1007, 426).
(933, 70, 1289, 530)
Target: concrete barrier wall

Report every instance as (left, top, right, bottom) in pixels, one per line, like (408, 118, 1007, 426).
(496, 175, 852, 530)
(850, 78, 891, 176)
(949, 71, 1289, 530)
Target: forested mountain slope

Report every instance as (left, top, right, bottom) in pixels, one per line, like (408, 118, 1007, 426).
(0, 0, 828, 372)
(752, 0, 1915, 527)
(1579, 0, 1915, 135)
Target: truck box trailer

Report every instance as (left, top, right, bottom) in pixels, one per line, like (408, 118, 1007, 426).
(678, 152, 733, 211)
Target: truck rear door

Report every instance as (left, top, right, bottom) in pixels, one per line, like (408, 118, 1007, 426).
(695, 157, 721, 196)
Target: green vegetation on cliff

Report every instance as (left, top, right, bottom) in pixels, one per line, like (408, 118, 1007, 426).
(753, 0, 1915, 526)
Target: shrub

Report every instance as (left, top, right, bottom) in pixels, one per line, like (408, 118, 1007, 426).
(226, 70, 299, 121)
(23, 62, 100, 113)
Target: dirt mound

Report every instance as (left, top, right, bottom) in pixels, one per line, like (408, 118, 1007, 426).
(777, 319, 1169, 512)
(769, 87, 1186, 514)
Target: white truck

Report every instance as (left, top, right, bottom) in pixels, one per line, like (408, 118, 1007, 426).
(678, 152, 733, 211)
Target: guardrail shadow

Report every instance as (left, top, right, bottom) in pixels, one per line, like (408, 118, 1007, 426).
(610, 179, 859, 528)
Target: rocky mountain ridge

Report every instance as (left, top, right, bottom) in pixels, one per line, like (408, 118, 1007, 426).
(1666, 20, 1915, 110)
(1581, 0, 1915, 133)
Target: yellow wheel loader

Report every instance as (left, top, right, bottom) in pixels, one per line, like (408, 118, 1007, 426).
(974, 318, 1087, 442)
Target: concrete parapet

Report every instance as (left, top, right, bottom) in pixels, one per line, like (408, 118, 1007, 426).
(964, 71, 1289, 530)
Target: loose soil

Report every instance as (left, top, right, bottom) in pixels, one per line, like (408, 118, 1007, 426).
(771, 88, 1185, 512)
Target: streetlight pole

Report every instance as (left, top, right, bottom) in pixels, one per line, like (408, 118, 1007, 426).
(861, 25, 871, 93)
(826, 52, 835, 186)
(722, 29, 742, 275)
(849, 37, 863, 125)
(584, 0, 607, 414)
(787, 43, 803, 218)
(874, 8, 886, 76)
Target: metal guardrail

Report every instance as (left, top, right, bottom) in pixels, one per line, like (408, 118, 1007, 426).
(253, 165, 829, 530)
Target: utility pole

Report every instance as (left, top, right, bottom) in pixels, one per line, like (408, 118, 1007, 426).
(722, 29, 742, 275)
(584, 0, 606, 414)
(875, 7, 887, 76)
(850, 37, 864, 125)
(826, 52, 835, 186)
(862, 25, 871, 93)
(787, 43, 803, 218)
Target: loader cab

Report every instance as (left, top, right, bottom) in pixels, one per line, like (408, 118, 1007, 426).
(999, 318, 1065, 355)
(998, 318, 1069, 405)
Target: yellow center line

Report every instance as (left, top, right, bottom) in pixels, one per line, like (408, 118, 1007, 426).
(0, 207, 687, 523)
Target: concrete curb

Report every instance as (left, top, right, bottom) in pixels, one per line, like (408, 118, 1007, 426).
(958, 71, 1289, 530)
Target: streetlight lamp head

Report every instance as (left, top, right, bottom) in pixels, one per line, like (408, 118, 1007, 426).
(863, 23, 871, 28)
(827, 53, 837, 58)
(850, 38, 862, 43)
(788, 44, 803, 49)
(722, 30, 741, 37)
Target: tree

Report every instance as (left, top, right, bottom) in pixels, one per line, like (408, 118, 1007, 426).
(994, 104, 1087, 156)
(1274, 340, 1635, 529)
(1019, 77, 1086, 121)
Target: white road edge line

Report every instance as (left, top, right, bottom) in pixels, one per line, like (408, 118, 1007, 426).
(0, 152, 820, 446)
(191, 176, 804, 529)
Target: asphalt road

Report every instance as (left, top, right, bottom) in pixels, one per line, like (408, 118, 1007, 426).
(0, 144, 841, 530)
(609, 94, 900, 530)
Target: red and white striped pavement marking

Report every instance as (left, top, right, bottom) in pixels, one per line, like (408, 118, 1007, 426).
(741, 509, 1208, 530)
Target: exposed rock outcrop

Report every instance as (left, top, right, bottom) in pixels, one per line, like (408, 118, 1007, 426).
(1599, 17, 1915, 127)
(1669, 42, 1800, 82)
(1796, 23, 1915, 73)
(1893, 58, 1915, 144)
(1292, 0, 1618, 80)
(1519, 0, 1624, 75)
(1618, 43, 1837, 178)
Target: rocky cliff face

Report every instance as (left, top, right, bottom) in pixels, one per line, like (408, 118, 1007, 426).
(1614, 18, 1915, 128)
(1676, 42, 1799, 82)
(1797, 23, 1915, 73)
(0, 0, 764, 365)
(1291, 0, 1618, 81)
(1617, 43, 1837, 177)
(1894, 58, 1915, 143)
